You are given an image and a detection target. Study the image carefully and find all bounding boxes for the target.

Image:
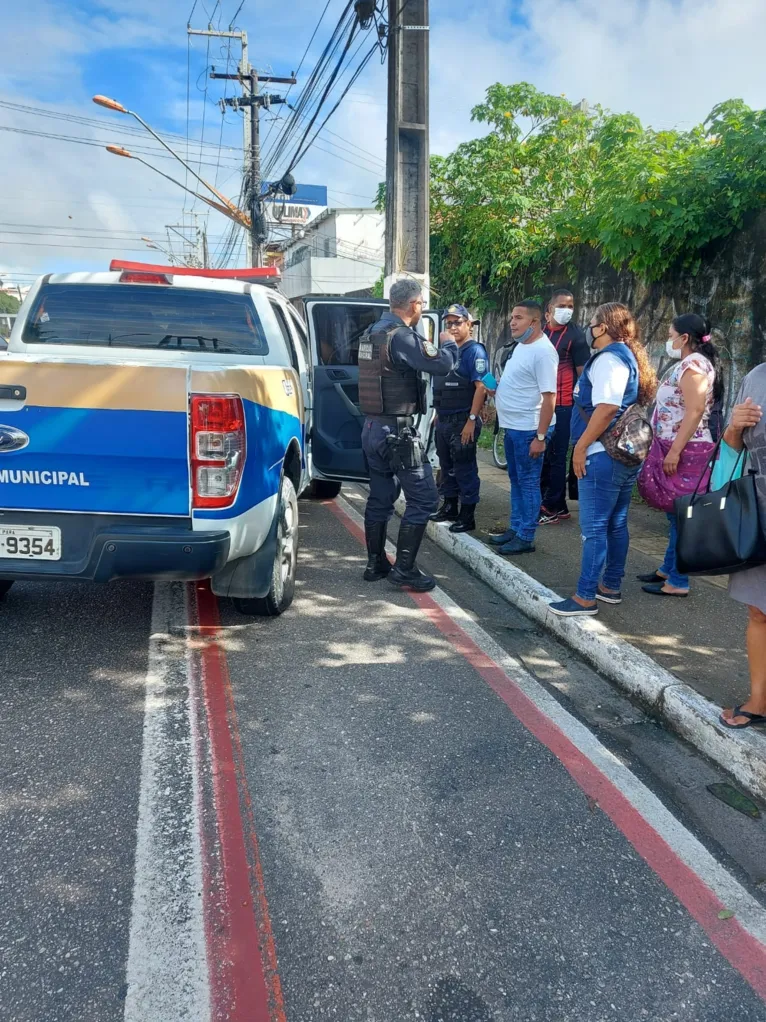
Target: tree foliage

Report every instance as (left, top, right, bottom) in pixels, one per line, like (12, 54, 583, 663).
(0, 292, 20, 315)
(431, 84, 766, 308)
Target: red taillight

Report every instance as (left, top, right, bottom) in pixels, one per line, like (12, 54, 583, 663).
(190, 394, 246, 509)
(119, 271, 170, 284)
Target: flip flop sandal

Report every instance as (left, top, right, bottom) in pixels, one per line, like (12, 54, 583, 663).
(641, 583, 689, 597)
(719, 705, 766, 730)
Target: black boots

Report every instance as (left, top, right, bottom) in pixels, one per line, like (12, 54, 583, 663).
(388, 522, 436, 592)
(449, 504, 476, 533)
(430, 497, 459, 523)
(363, 522, 392, 581)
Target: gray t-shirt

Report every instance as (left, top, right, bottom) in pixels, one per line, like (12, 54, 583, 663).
(728, 364, 766, 612)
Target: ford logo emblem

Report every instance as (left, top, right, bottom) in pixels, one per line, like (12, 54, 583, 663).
(0, 425, 29, 453)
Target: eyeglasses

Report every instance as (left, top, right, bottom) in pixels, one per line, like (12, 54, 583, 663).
(444, 319, 465, 329)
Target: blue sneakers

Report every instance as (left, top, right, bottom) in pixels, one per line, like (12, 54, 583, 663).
(488, 528, 516, 547)
(549, 597, 598, 617)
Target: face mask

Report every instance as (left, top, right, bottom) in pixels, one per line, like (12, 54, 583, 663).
(665, 338, 682, 360)
(553, 307, 574, 326)
(585, 325, 601, 349)
(513, 325, 535, 344)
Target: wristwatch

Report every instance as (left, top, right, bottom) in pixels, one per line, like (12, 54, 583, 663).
(469, 414, 477, 421)
(536, 433, 547, 443)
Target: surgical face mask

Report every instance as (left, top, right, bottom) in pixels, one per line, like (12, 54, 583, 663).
(665, 337, 683, 360)
(552, 306, 574, 326)
(512, 325, 535, 344)
(585, 325, 601, 349)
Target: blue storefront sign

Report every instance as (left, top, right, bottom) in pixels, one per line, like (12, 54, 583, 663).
(262, 183, 328, 207)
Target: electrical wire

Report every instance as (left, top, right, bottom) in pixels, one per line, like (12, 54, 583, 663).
(262, 0, 358, 179)
(0, 124, 241, 170)
(228, 0, 246, 28)
(287, 41, 378, 176)
(0, 100, 238, 154)
(259, 0, 333, 155)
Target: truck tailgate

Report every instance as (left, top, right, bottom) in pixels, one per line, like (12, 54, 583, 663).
(0, 361, 190, 516)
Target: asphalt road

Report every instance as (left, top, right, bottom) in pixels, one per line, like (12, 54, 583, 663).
(2, 495, 766, 1021)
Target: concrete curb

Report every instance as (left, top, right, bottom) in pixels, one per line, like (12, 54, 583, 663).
(396, 499, 766, 802)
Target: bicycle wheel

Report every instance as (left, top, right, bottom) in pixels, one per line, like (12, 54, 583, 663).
(493, 428, 507, 470)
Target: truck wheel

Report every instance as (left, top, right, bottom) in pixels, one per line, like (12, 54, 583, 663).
(0, 581, 13, 599)
(233, 476, 298, 617)
(308, 479, 341, 500)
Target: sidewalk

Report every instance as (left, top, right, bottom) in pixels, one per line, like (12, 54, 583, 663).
(473, 449, 749, 711)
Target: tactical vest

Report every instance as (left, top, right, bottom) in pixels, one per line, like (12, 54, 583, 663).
(433, 341, 480, 413)
(358, 325, 425, 417)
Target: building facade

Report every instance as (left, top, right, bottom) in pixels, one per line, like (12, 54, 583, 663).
(277, 208, 384, 299)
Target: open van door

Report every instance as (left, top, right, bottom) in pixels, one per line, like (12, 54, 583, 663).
(302, 296, 439, 484)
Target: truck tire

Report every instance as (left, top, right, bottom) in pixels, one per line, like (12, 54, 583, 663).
(233, 475, 298, 617)
(308, 479, 342, 500)
(0, 581, 13, 599)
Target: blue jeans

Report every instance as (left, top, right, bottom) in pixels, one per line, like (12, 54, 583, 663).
(660, 511, 689, 589)
(505, 429, 549, 543)
(577, 451, 639, 601)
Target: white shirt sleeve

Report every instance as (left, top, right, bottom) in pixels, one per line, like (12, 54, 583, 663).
(590, 352, 630, 406)
(534, 342, 559, 395)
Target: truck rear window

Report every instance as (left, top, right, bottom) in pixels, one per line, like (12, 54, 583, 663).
(22, 283, 269, 355)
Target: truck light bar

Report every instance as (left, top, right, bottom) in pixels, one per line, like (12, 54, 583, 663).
(109, 260, 280, 283)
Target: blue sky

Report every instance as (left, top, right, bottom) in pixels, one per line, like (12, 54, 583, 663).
(2, 0, 766, 285)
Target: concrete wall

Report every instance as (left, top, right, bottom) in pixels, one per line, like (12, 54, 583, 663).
(480, 210, 766, 408)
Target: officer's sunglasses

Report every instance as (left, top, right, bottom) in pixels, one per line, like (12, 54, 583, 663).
(444, 318, 466, 329)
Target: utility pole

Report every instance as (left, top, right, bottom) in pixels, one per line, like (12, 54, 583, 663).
(189, 25, 295, 267)
(210, 67, 294, 266)
(384, 0, 430, 304)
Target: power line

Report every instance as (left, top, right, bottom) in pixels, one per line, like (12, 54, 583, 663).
(0, 124, 241, 169)
(0, 100, 235, 153)
(287, 41, 378, 176)
(259, 0, 333, 155)
(263, 0, 358, 178)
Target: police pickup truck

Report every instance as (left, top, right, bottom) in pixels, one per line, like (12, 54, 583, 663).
(0, 264, 439, 615)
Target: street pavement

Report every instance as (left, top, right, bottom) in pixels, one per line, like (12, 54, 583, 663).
(472, 447, 750, 708)
(1, 496, 766, 1020)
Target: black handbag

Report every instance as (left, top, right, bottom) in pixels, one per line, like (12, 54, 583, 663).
(674, 440, 766, 577)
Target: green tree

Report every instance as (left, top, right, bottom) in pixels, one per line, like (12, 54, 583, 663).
(0, 293, 20, 315)
(430, 83, 766, 307)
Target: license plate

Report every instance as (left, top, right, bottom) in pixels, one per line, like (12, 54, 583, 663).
(0, 525, 62, 561)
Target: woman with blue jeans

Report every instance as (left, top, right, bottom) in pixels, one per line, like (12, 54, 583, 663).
(549, 303, 657, 617)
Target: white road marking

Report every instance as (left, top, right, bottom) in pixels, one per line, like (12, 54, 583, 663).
(123, 582, 210, 1022)
(337, 493, 766, 947)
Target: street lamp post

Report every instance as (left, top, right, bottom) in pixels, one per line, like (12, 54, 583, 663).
(95, 95, 298, 267)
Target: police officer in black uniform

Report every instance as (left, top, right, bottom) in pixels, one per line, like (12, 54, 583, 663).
(358, 279, 458, 592)
(430, 304, 489, 534)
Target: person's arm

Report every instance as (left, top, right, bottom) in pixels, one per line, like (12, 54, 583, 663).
(572, 405, 619, 478)
(724, 397, 763, 452)
(393, 329, 458, 376)
(461, 382, 488, 444)
(529, 344, 558, 458)
(663, 367, 709, 475)
(530, 392, 556, 459)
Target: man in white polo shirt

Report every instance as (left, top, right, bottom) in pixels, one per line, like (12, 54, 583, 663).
(489, 300, 558, 554)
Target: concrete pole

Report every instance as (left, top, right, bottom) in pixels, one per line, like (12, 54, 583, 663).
(384, 0, 430, 306)
(250, 69, 263, 267)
